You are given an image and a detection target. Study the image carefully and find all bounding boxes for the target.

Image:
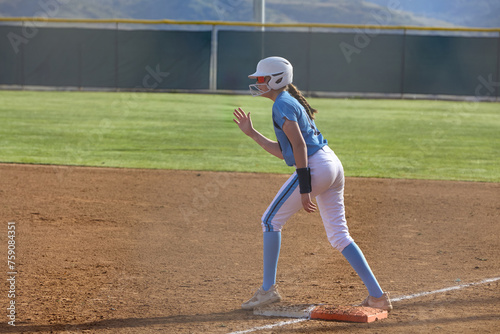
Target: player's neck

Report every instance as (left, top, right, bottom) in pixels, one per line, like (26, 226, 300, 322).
(264, 88, 286, 102)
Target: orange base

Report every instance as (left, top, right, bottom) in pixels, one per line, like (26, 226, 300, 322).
(310, 305, 388, 323)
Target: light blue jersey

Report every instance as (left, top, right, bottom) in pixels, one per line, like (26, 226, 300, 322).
(272, 91, 327, 166)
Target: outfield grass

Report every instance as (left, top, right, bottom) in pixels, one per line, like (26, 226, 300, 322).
(0, 90, 498, 182)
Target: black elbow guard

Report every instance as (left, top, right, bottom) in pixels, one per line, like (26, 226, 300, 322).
(296, 167, 312, 194)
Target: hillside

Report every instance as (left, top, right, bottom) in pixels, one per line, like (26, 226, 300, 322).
(368, 0, 500, 28)
(370, 0, 500, 28)
(0, 0, 498, 28)
(265, 0, 454, 27)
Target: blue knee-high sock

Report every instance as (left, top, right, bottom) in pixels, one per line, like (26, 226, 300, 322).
(262, 231, 281, 291)
(341, 242, 384, 298)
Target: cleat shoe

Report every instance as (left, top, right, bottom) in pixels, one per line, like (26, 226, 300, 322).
(241, 284, 282, 310)
(359, 292, 393, 311)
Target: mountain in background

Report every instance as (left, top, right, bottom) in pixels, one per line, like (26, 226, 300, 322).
(0, 0, 498, 28)
(368, 0, 500, 28)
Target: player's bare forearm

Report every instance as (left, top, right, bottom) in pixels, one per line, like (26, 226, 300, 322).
(282, 119, 316, 212)
(282, 119, 308, 168)
(249, 129, 284, 159)
(291, 141, 308, 169)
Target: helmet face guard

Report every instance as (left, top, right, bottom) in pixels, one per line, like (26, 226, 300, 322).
(248, 83, 271, 97)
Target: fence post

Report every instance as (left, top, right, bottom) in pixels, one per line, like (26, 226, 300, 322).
(21, 20, 25, 90)
(115, 22, 119, 91)
(306, 26, 312, 97)
(400, 28, 407, 99)
(254, 0, 265, 32)
(209, 24, 218, 91)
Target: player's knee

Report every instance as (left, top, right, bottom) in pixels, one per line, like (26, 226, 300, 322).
(329, 234, 354, 252)
(261, 219, 283, 233)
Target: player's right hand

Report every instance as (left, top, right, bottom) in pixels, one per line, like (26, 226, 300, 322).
(301, 193, 317, 213)
(233, 108, 254, 137)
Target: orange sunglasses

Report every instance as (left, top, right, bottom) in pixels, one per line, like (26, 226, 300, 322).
(257, 76, 266, 83)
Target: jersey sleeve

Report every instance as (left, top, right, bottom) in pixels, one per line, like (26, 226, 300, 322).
(273, 99, 300, 129)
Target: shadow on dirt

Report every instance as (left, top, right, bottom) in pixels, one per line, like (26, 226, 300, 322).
(1, 309, 258, 332)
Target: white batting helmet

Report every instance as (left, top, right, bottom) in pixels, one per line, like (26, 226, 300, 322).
(248, 56, 293, 96)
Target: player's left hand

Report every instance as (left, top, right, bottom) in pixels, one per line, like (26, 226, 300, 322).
(233, 107, 254, 137)
(301, 193, 317, 213)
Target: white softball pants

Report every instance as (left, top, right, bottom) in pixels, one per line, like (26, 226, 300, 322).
(261, 146, 354, 252)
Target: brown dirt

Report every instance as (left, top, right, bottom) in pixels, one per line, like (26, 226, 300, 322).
(0, 163, 498, 333)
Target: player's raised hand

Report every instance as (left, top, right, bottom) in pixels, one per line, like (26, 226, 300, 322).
(233, 107, 254, 137)
(301, 193, 317, 213)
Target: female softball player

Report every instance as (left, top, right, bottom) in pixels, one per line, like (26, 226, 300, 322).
(233, 56, 392, 311)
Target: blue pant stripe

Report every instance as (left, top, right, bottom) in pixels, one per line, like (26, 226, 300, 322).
(263, 175, 299, 232)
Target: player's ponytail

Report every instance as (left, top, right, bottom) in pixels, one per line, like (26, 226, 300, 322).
(287, 84, 318, 120)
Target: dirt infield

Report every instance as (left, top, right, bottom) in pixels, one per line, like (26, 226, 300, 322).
(0, 163, 499, 333)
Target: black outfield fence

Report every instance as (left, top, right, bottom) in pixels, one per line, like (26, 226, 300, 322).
(0, 19, 499, 99)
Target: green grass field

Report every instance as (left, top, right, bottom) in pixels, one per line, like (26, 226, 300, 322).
(0, 90, 498, 182)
